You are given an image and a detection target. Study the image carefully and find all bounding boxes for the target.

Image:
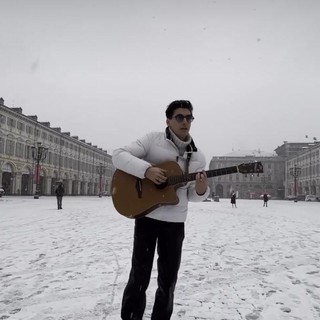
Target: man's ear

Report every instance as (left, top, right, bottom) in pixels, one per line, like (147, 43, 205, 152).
(166, 119, 169, 126)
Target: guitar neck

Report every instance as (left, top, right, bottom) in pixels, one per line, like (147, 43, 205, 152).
(168, 166, 239, 185)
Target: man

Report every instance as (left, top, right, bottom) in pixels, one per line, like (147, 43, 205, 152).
(263, 193, 269, 207)
(112, 100, 209, 320)
(55, 182, 64, 209)
(231, 191, 237, 208)
(0, 186, 5, 197)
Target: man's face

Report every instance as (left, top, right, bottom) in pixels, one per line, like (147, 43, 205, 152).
(166, 108, 193, 141)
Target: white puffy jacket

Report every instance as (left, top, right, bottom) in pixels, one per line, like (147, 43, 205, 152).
(112, 130, 210, 222)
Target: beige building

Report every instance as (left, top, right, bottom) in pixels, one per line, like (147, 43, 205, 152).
(2, 96, 319, 200)
(281, 142, 320, 198)
(209, 150, 286, 199)
(0, 98, 114, 196)
(209, 141, 320, 200)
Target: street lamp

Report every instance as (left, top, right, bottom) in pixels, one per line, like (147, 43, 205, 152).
(97, 163, 106, 197)
(304, 135, 318, 194)
(31, 142, 48, 199)
(289, 164, 301, 202)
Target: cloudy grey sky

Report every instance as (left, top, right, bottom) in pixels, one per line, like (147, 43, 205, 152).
(1, 0, 319, 163)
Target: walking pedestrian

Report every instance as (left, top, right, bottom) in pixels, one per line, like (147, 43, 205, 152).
(231, 191, 237, 208)
(55, 182, 64, 210)
(263, 193, 269, 207)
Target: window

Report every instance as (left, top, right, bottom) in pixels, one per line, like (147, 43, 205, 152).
(3, 163, 13, 172)
(5, 139, 15, 155)
(17, 122, 25, 131)
(26, 126, 33, 135)
(7, 117, 16, 127)
(15, 142, 24, 157)
(25, 145, 33, 160)
(48, 152, 52, 164)
(53, 154, 58, 166)
(0, 137, 4, 153)
(42, 132, 47, 140)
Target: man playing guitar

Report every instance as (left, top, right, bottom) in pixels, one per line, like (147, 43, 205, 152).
(112, 100, 209, 320)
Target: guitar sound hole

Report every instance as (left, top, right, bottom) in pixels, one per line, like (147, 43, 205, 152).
(155, 181, 168, 189)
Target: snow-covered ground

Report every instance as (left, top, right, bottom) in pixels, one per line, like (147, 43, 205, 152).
(1, 196, 320, 320)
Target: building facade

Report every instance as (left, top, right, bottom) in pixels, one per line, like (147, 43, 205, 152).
(0, 98, 114, 196)
(209, 150, 286, 199)
(209, 141, 320, 200)
(284, 142, 320, 198)
(2, 97, 319, 199)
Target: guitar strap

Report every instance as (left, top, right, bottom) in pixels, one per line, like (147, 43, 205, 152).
(166, 127, 198, 174)
(185, 152, 192, 174)
(185, 145, 194, 174)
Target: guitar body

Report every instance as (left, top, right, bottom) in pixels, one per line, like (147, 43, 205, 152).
(111, 159, 263, 219)
(111, 161, 184, 218)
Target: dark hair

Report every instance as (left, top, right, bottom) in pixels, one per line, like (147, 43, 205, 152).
(165, 100, 193, 119)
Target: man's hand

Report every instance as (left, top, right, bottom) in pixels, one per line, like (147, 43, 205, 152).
(145, 167, 167, 184)
(195, 171, 208, 195)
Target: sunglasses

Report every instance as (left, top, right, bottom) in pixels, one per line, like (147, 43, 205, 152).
(173, 114, 195, 123)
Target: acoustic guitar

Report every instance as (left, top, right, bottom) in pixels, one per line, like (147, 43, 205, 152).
(111, 161, 263, 218)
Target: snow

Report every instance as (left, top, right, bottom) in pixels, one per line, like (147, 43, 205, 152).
(223, 150, 277, 157)
(1, 196, 320, 320)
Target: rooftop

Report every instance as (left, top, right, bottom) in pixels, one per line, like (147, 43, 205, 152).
(223, 149, 277, 157)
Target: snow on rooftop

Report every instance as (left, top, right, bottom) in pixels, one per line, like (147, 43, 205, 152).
(223, 149, 277, 157)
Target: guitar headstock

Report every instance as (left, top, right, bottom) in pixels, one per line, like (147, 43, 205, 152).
(238, 161, 264, 174)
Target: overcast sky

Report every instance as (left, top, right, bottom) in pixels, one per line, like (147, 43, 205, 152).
(1, 0, 320, 162)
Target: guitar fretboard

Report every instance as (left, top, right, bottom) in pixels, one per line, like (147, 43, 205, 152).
(168, 166, 239, 185)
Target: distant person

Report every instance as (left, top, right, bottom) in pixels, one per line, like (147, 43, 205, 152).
(231, 191, 237, 208)
(55, 183, 65, 210)
(263, 193, 269, 207)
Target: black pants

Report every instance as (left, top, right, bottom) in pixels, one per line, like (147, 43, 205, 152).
(57, 196, 63, 209)
(121, 217, 185, 320)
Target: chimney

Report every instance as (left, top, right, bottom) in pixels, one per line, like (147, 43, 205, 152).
(11, 107, 23, 114)
(27, 115, 38, 121)
(40, 122, 51, 127)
